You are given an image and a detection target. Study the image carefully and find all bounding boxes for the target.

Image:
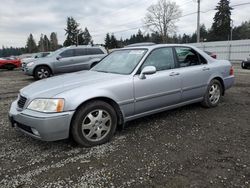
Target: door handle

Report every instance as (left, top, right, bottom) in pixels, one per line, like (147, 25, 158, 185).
(202, 67, 210, 71)
(169, 72, 180, 76)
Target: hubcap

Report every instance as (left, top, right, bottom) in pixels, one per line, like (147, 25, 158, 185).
(37, 68, 49, 78)
(81, 109, 112, 142)
(209, 83, 221, 104)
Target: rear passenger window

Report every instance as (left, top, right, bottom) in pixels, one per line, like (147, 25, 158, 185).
(141, 48, 175, 71)
(75, 49, 87, 56)
(87, 48, 104, 55)
(60, 49, 74, 58)
(175, 47, 206, 67)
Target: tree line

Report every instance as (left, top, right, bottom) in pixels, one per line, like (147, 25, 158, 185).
(104, 0, 250, 48)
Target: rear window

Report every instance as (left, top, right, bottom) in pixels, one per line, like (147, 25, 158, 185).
(75, 48, 87, 56)
(87, 48, 104, 55)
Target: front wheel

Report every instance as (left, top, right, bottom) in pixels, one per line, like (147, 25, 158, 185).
(34, 66, 51, 80)
(71, 101, 117, 147)
(201, 79, 222, 108)
(241, 61, 246, 69)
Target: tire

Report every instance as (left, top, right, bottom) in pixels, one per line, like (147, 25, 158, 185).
(5, 64, 15, 70)
(241, 62, 246, 69)
(71, 100, 117, 147)
(34, 66, 51, 80)
(201, 79, 222, 108)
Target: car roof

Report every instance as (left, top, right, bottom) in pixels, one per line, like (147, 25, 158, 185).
(122, 44, 198, 50)
(65, 45, 103, 49)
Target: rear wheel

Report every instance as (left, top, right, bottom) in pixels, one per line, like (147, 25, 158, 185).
(202, 79, 222, 108)
(71, 101, 117, 147)
(34, 66, 51, 80)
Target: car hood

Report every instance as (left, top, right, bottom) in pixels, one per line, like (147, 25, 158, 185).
(20, 71, 124, 99)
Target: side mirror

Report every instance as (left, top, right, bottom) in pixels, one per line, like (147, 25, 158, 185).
(139, 66, 156, 79)
(34, 56, 38, 59)
(56, 55, 62, 60)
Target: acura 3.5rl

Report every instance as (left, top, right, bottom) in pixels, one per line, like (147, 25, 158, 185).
(9, 44, 234, 147)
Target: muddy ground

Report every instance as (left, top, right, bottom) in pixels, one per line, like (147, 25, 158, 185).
(0, 65, 249, 188)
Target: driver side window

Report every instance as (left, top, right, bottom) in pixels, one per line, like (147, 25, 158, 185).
(141, 47, 175, 71)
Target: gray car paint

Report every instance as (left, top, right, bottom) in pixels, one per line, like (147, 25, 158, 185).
(9, 44, 235, 141)
(22, 46, 107, 76)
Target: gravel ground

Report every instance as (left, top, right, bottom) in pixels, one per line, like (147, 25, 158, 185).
(0, 65, 250, 188)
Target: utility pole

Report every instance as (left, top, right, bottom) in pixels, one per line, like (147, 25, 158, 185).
(197, 0, 201, 43)
(230, 20, 234, 41)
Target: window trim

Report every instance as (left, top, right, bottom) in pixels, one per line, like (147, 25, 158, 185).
(136, 47, 178, 74)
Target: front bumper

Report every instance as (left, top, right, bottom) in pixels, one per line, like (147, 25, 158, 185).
(9, 100, 75, 141)
(23, 67, 34, 75)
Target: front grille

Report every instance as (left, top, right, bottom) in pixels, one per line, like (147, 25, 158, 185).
(17, 95, 27, 109)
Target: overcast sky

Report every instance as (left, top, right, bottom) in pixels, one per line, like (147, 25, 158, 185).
(0, 0, 249, 47)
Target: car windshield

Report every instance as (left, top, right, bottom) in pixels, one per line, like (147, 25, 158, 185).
(91, 49, 147, 75)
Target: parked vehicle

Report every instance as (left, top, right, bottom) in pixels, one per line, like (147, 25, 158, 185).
(22, 46, 107, 80)
(0, 57, 21, 70)
(9, 44, 234, 147)
(21, 52, 51, 70)
(241, 55, 250, 69)
(205, 51, 217, 59)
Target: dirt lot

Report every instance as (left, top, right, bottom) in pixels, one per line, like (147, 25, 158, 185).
(0, 65, 249, 188)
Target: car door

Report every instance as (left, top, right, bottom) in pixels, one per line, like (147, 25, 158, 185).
(73, 48, 91, 70)
(56, 49, 76, 73)
(133, 47, 182, 114)
(174, 46, 212, 102)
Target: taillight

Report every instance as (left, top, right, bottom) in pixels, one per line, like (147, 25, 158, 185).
(230, 66, 234, 75)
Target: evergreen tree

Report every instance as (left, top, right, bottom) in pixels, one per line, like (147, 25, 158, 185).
(211, 0, 233, 41)
(43, 35, 50, 51)
(110, 34, 118, 49)
(150, 32, 162, 43)
(26, 34, 38, 53)
(104, 33, 111, 49)
(50, 32, 59, 51)
(63, 17, 80, 46)
(82, 27, 92, 45)
(232, 21, 250, 40)
(38, 34, 44, 52)
(181, 33, 191, 43)
(136, 30, 144, 43)
(200, 24, 208, 42)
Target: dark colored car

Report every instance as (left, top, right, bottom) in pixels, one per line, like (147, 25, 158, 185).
(242, 55, 250, 69)
(0, 58, 21, 70)
(205, 51, 217, 59)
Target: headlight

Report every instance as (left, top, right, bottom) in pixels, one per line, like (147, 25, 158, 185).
(27, 99, 64, 113)
(27, 62, 35, 67)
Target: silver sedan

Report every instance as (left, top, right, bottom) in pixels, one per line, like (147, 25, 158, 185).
(9, 44, 234, 147)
